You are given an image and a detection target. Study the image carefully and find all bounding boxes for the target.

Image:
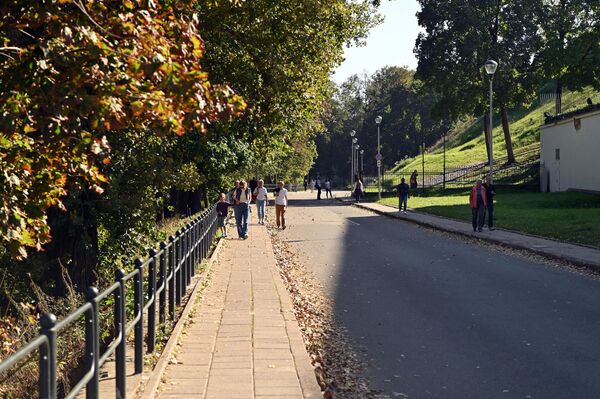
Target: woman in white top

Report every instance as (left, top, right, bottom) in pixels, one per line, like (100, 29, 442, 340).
(253, 179, 269, 225)
(274, 180, 288, 229)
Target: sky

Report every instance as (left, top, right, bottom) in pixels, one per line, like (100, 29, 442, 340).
(332, 0, 422, 84)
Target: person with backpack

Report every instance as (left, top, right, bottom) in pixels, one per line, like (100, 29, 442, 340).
(233, 180, 252, 239)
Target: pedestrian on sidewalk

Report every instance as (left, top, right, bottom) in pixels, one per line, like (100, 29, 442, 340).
(353, 176, 364, 203)
(483, 176, 496, 231)
(233, 180, 252, 239)
(410, 170, 418, 189)
(253, 179, 269, 225)
(275, 180, 288, 229)
(216, 193, 231, 237)
(325, 178, 332, 198)
(470, 179, 488, 232)
(310, 178, 315, 193)
(396, 177, 410, 213)
(228, 180, 240, 203)
(316, 175, 322, 200)
(304, 176, 308, 191)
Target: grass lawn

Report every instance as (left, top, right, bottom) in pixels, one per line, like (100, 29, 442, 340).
(376, 188, 600, 248)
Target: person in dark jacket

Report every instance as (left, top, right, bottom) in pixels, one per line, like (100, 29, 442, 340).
(410, 170, 418, 189)
(483, 176, 496, 231)
(469, 179, 487, 232)
(216, 193, 231, 237)
(396, 178, 410, 213)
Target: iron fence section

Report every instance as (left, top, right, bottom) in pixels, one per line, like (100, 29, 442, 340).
(0, 205, 219, 399)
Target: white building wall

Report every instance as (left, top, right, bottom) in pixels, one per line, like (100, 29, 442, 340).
(540, 110, 600, 192)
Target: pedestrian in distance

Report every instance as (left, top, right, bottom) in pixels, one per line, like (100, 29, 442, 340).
(410, 170, 418, 189)
(228, 180, 239, 203)
(483, 176, 496, 231)
(274, 180, 288, 229)
(325, 178, 332, 199)
(216, 193, 231, 238)
(249, 177, 258, 203)
(470, 179, 488, 232)
(315, 175, 322, 200)
(253, 179, 269, 225)
(396, 177, 410, 213)
(353, 176, 364, 203)
(310, 178, 315, 193)
(304, 176, 308, 191)
(233, 180, 252, 239)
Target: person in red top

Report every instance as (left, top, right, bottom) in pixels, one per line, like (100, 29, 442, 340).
(470, 179, 487, 232)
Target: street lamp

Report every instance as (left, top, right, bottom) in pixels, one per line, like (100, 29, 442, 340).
(350, 130, 356, 185)
(355, 144, 360, 179)
(484, 59, 498, 181)
(375, 115, 383, 199)
(360, 149, 364, 175)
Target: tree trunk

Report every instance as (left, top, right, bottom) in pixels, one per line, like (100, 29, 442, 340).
(500, 106, 516, 165)
(483, 113, 491, 163)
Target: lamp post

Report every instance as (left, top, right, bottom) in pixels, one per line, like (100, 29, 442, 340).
(350, 130, 356, 185)
(484, 59, 498, 181)
(355, 144, 360, 177)
(360, 149, 364, 176)
(375, 115, 382, 199)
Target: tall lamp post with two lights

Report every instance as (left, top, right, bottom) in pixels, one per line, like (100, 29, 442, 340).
(484, 59, 498, 181)
(360, 149, 364, 176)
(375, 115, 382, 199)
(350, 130, 356, 185)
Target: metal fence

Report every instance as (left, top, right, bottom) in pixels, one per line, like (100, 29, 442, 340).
(364, 160, 540, 192)
(0, 205, 218, 399)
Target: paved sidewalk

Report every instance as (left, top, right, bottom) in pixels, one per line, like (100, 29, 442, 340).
(350, 200, 600, 271)
(154, 223, 321, 399)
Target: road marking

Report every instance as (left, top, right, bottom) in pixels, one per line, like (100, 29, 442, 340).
(347, 219, 360, 226)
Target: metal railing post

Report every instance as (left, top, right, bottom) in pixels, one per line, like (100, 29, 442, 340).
(115, 269, 126, 399)
(148, 249, 157, 353)
(86, 287, 100, 399)
(175, 231, 182, 305)
(40, 313, 57, 399)
(134, 258, 144, 374)
(159, 241, 167, 325)
(168, 235, 176, 318)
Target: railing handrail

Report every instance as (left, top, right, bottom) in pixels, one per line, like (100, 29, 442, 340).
(0, 203, 219, 399)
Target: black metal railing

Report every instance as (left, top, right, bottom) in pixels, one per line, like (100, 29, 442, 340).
(0, 205, 218, 399)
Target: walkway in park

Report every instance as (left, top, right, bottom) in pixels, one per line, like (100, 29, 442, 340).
(350, 198, 600, 270)
(149, 222, 321, 399)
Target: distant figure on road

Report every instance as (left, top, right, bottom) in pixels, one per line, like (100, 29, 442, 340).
(483, 176, 496, 231)
(470, 179, 488, 232)
(216, 193, 231, 238)
(304, 177, 308, 191)
(410, 170, 418, 189)
(353, 177, 364, 203)
(316, 176, 322, 200)
(310, 178, 315, 193)
(249, 177, 258, 196)
(396, 178, 410, 213)
(275, 181, 288, 229)
(324, 178, 332, 199)
(253, 179, 268, 225)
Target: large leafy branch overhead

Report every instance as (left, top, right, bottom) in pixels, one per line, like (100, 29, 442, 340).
(0, 0, 246, 257)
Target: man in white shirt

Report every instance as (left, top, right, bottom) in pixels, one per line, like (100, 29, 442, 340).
(274, 180, 288, 229)
(253, 179, 269, 225)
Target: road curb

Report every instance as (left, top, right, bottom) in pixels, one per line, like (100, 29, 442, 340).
(137, 237, 225, 399)
(350, 201, 600, 272)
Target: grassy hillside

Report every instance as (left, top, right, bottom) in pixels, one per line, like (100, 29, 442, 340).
(390, 87, 600, 172)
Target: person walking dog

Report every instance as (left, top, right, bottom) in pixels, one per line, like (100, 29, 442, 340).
(470, 179, 487, 232)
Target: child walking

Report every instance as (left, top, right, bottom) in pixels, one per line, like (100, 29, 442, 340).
(216, 193, 231, 237)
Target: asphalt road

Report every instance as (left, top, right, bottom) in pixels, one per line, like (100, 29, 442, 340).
(279, 192, 600, 399)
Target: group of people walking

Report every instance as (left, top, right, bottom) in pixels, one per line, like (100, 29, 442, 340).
(303, 176, 333, 200)
(470, 176, 495, 232)
(216, 179, 289, 240)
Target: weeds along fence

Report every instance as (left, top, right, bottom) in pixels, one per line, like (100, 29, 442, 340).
(0, 205, 218, 399)
(365, 160, 540, 192)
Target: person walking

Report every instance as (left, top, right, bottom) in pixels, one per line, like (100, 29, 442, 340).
(274, 180, 288, 229)
(324, 178, 332, 199)
(303, 177, 308, 191)
(216, 193, 231, 237)
(310, 178, 315, 193)
(483, 176, 496, 231)
(315, 176, 322, 200)
(353, 177, 363, 203)
(470, 179, 488, 232)
(410, 170, 418, 189)
(233, 180, 251, 239)
(396, 177, 410, 213)
(249, 177, 258, 203)
(253, 179, 269, 225)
